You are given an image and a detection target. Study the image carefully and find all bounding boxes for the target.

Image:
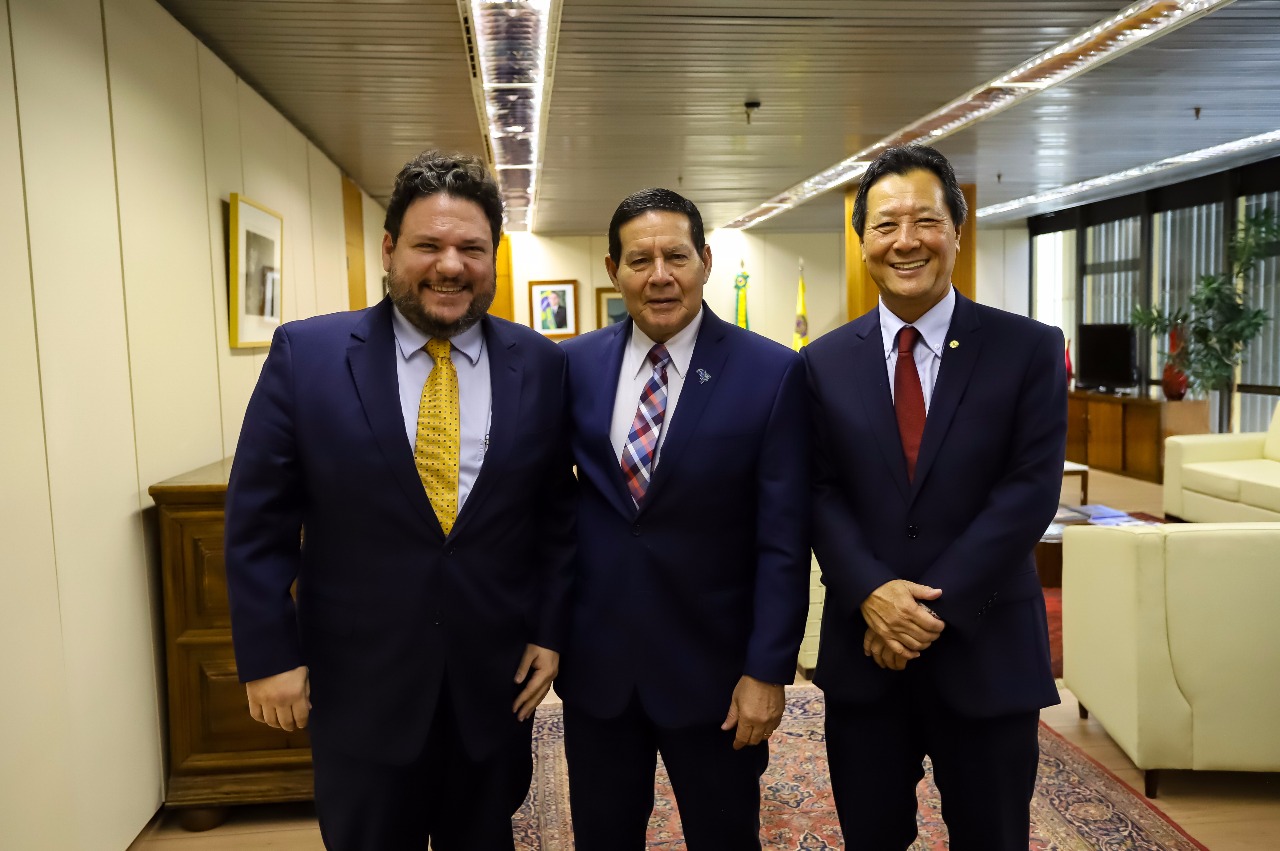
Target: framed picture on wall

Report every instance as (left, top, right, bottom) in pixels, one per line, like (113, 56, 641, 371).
(529, 280, 578, 339)
(229, 193, 284, 348)
(596, 287, 628, 329)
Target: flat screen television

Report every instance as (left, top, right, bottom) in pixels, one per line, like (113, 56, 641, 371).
(1075, 323, 1138, 393)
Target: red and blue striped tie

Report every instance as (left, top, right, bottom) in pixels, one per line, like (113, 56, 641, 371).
(621, 344, 672, 507)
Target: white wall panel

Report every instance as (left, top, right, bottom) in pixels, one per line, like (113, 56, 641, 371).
(307, 143, 346, 316)
(106, 0, 222, 491)
(0, 2, 77, 846)
(976, 226, 1031, 317)
(363, 187, 387, 308)
(508, 233, 593, 329)
(707, 230, 843, 347)
(198, 45, 259, 454)
(238, 84, 317, 323)
(1002, 226, 1031, 317)
(10, 0, 161, 846)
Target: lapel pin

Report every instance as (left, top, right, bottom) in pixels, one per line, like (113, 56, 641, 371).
(696, 368, 711, 384)
(949, 340, 959, 349)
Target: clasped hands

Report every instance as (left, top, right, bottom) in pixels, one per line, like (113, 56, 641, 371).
(860, 579, 945, 671)
(245, 643, 560, 731)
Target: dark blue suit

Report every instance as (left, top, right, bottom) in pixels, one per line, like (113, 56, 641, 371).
(225, 297, 574, 847)
(803, 292, 1065, 849)
(557, 307, 810, 848)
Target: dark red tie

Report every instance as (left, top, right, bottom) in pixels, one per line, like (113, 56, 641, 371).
(895, 326, 926, 481)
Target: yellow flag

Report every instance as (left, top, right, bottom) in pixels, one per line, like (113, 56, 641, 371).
(792, 273, 809, 351)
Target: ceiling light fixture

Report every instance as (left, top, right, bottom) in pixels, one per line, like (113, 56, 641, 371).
(723, 0, 1234, 230)
(459, 0, 562, 232)
(976, 128, 1280, 220)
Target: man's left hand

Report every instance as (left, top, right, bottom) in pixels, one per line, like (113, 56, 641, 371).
(513, 644, 559, 722)
(720, 675, 785, 750)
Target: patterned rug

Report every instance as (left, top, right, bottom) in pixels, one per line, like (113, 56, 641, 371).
(514, 687, 1206, 850)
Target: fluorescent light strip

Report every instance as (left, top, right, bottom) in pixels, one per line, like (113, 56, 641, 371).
(723, 0, 1234, 229)
(976, 129, 1280, 218)
(463, 0, 559, 232)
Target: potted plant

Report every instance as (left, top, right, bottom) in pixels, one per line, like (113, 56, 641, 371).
(1132, 208, 1278, 433)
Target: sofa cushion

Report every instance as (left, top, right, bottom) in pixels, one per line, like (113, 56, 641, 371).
(1239, 468, 1280, 513)
(1181, 461, 1250, 501)
(1183, 459, 1280, 510)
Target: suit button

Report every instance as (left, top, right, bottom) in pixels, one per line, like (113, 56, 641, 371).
(448, 547, 456, 556)
(906, 525, 919, 539)
(632, 524, 641, 537)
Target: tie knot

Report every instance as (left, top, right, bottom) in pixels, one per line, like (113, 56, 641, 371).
(897, 326, 919, 356)
(426, 338, 451, 362)
(648, 344, 672, 370)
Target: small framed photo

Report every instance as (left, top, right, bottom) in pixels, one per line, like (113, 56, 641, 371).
(229, 193, 284, 348)
(530, 280, 578, 339)
(596, 287, 628, 329)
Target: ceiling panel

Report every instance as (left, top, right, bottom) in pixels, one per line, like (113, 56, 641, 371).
(153, 0, 1280, 237)
(156, 0, 486, 203)
(537, 0, 1128, 233)
(932, 0, 1280, 223)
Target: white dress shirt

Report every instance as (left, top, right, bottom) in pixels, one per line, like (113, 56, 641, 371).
(609, 307, 706, 471)
(879, 286, 956, 413)
(391, 307, 492, 512)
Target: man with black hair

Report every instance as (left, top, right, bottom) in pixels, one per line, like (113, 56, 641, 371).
(225, 150, 574, 850)
(556, 187, 810, 849)
(804, 144, 1066, 849)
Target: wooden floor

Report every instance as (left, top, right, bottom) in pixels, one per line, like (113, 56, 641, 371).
(129, 470, 1280, 849)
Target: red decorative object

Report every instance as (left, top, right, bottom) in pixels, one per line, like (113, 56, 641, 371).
(1064, 338, 1074, 385)
(1161, 327, 1188, 401)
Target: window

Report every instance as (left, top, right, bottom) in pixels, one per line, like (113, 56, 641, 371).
(1239, 190, 1280, 432)
(1028, 156, 1280, 433)
(1032, 229, 1076, 346)
(1083, 216, 1142, 325)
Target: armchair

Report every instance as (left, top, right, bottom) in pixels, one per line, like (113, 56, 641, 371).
(1062, 522, 1280, 796)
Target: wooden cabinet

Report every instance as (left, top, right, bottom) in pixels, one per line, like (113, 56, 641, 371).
(150, 459, 312, 830)
(1066, 391, 1210, 483)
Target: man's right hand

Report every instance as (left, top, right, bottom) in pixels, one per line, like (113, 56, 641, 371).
(246, 665, 311, 732)
(860, 579, 945, 660)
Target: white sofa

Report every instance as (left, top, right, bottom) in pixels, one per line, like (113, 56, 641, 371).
(1062, 523, 1280, 796)
(1164, 404, 1280, 521)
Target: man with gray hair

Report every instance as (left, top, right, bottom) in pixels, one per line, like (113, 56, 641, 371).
(225, 150, 575, 850)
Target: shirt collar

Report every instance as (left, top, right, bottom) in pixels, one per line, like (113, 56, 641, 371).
(627, 305, 705, 379)
(879, 286, 956, 361)
(391, 305, 485, 365)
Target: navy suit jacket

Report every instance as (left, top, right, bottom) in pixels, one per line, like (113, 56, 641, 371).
(225, 298, 575, 763)
(556, 307, 810, 728)
(803, 292, 1065, 717)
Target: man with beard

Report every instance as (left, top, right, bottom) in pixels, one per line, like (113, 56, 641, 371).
(225, 150, 575, 850)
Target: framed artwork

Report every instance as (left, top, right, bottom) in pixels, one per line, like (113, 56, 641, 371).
(596, 287, 628, 329)
(530, 280, 578, 339)
(229, 193, 284, 348)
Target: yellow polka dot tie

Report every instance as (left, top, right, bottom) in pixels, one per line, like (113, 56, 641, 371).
(416, 338, 460, 534)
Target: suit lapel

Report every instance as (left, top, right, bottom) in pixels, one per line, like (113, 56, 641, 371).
(346, 298, 441, 533)
(450, 315, 523, 539)
(910, 293, 983, 500)
(639, 307, 732, 512)
(848, 308, 912, 503)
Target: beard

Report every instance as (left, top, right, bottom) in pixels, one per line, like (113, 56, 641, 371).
(387, 261, 496, 339)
